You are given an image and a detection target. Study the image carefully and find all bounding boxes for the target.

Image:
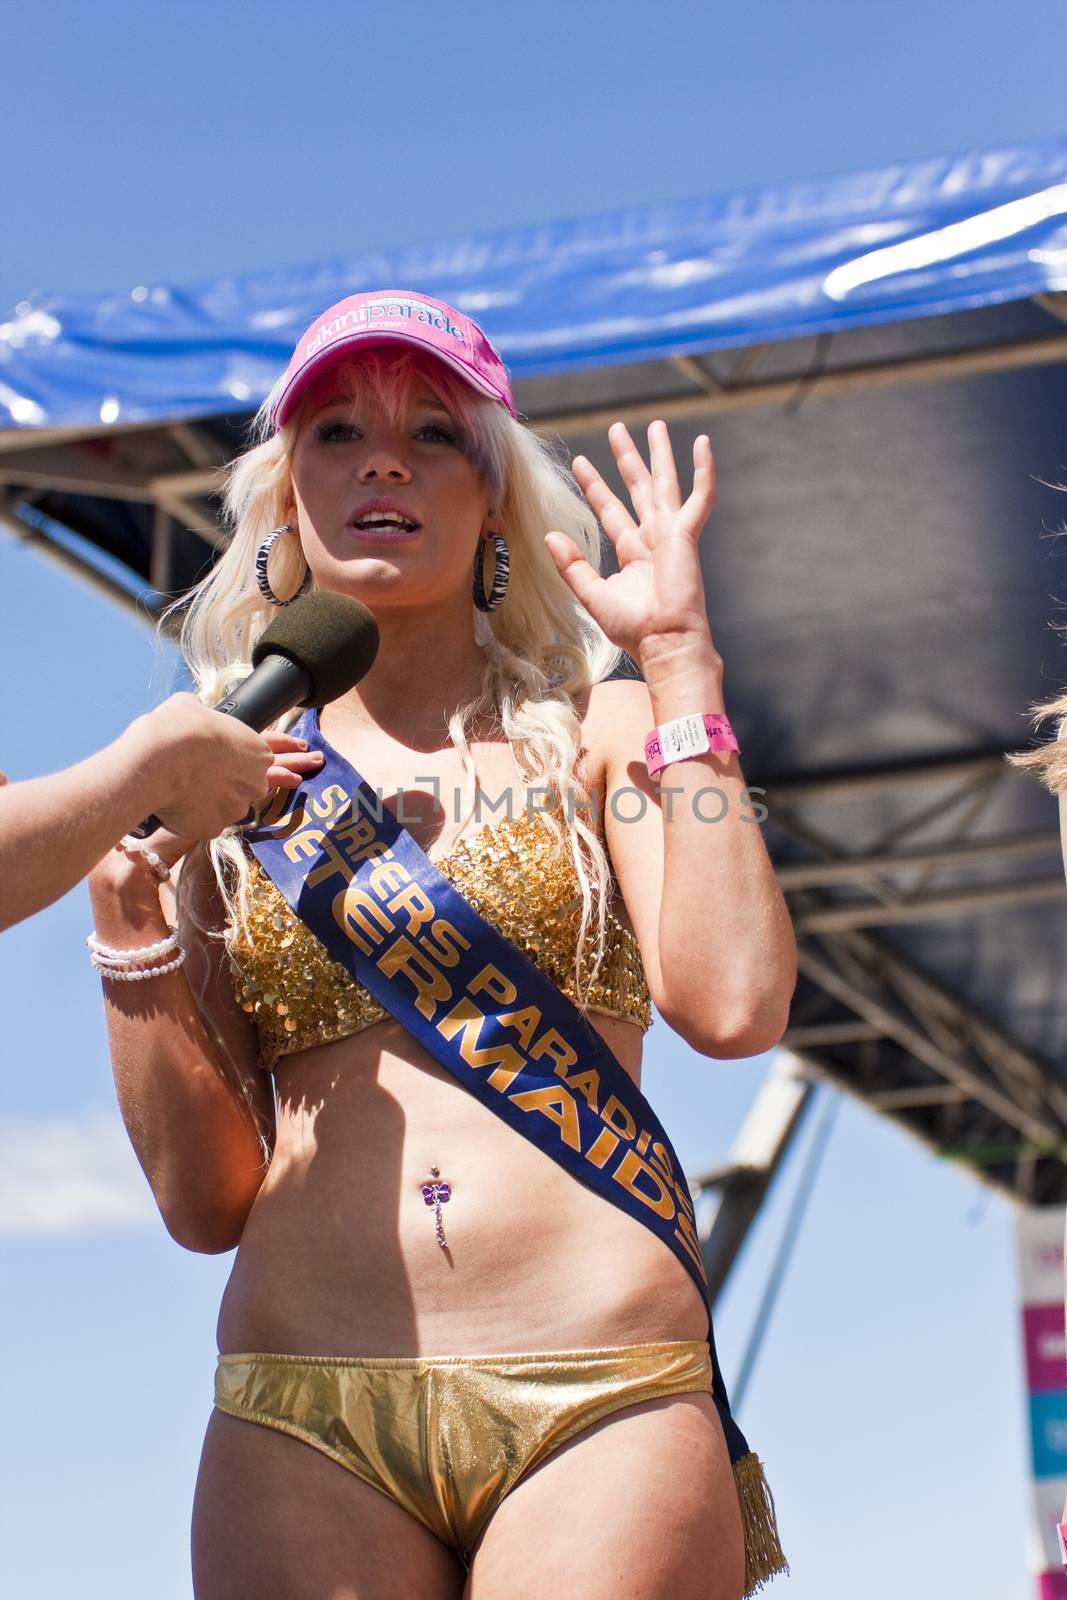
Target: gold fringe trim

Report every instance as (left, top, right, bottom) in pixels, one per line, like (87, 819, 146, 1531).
(733, 1452, 789, 1596)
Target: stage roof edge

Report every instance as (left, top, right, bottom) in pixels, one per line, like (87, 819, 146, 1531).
(2, 135, 1067, 432)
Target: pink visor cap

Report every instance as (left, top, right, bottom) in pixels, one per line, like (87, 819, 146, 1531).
(270, 290, 517, 430)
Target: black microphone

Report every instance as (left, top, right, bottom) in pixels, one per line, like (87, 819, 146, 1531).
(131, 591, 380, 838)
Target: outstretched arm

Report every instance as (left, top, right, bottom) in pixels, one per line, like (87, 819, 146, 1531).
(0, 695, 293, 933)
(548, 421, 796, 1057)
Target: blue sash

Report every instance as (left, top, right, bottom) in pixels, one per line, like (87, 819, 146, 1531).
(246, 707, 748, 1461)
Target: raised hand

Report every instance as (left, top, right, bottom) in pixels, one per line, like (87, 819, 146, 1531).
(544, 420, 717, 665)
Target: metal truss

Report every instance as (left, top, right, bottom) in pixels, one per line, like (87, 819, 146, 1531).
(0, 418, 231, 623)
(535, 328, 1067, 437)
(765, 752, 1067, 1205)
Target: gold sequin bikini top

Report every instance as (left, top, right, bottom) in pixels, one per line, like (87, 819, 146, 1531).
(228, 809, 652, 1070)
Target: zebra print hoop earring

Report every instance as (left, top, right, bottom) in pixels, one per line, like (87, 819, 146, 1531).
(472, 533, 510, 612)
(255, 524, 312, 607)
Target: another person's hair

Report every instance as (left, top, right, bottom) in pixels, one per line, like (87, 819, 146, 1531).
(171, 348, 622, 1001)
(1005, 686, 1067, 792)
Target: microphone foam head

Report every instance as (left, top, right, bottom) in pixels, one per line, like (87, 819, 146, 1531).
(252, 592, 380, 708)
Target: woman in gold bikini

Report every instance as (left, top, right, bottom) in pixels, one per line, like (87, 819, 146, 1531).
(88, 291, 796, 1600)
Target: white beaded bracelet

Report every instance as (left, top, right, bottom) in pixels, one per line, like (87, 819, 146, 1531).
(116, 837, 172, 883)
(86, 928, 183, 982)
(87, 929, 180, 965)
(91, 949, 186, 982)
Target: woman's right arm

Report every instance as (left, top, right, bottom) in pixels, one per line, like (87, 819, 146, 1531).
(88, 845, 277, 1254)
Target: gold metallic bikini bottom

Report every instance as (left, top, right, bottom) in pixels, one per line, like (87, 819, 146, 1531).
(214, 1341, 786, 1592)
(215, 1341, 712, 1557)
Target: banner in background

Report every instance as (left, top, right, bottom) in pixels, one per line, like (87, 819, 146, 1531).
(1015, 1206, 1067, 1599)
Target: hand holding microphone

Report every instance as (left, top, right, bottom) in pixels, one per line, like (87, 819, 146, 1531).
(130, 592, 380, 841)
(0, 594, 380, 935)
(120, 697, 287, 843)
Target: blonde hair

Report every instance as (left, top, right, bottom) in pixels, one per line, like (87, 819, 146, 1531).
(1005, 686, 1067, 792)
(171, 347, 622, 1026)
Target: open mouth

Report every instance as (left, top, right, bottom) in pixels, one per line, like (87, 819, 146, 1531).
(347, 508, 422, 539)
(350, 511, 420, 532)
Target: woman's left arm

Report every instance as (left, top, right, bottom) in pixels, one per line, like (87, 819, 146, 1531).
(545, 421, 797, 1058)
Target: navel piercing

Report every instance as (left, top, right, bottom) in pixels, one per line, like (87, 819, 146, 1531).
(421, 1166, 452, 1251)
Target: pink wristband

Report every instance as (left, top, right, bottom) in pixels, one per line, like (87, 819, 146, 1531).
(644, 712, 739, 777)
(1057, 1522, 1067, 1568)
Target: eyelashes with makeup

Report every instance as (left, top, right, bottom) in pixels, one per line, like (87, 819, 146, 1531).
(313, 420, 463, 447)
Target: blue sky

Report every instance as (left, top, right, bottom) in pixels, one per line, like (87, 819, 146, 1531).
(2, 1, 1064, 1595)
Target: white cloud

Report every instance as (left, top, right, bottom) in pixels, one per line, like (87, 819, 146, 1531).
(0, 1112, 157, 1238)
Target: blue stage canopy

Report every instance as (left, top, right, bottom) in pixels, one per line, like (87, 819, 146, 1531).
(3, 137, 1067, 429)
